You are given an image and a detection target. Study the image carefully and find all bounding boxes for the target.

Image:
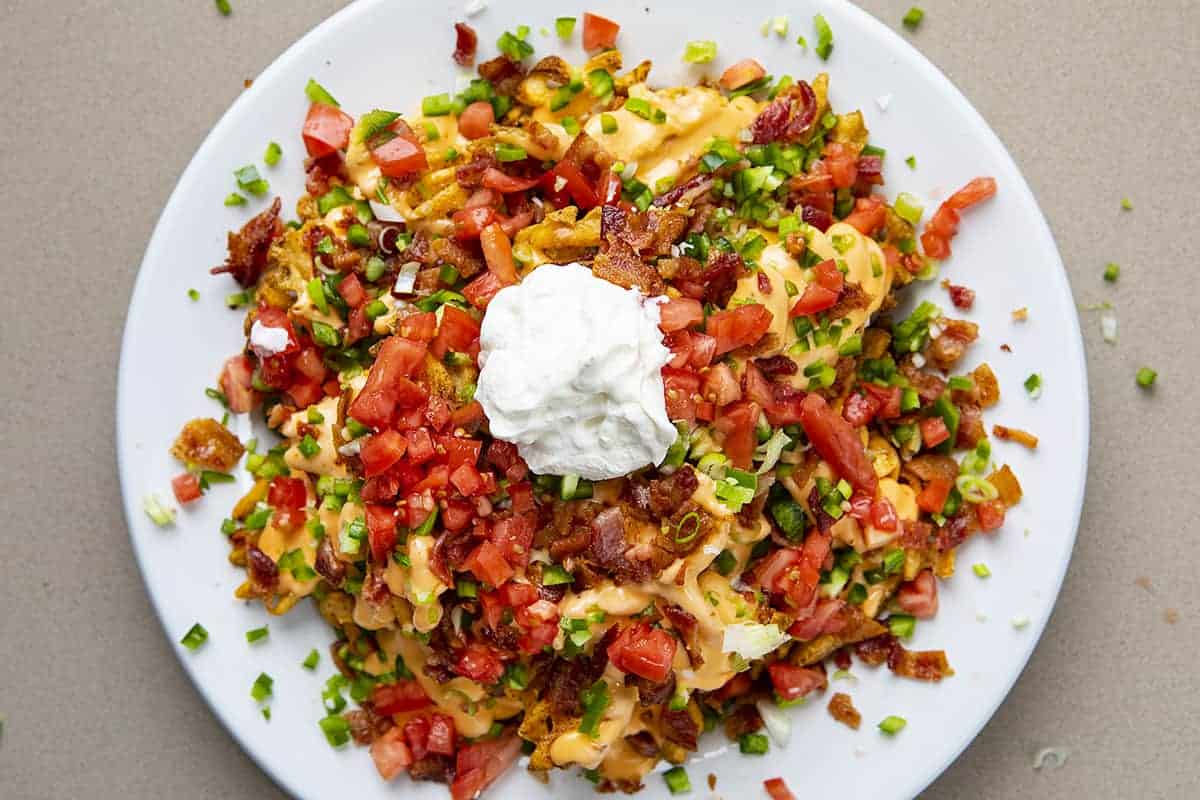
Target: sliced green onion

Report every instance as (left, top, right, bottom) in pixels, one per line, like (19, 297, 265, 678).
(902, 6, 925, 30)
(422, 93, 453, 116)
(905, 155, 917, 169)
(955, 474, 998, 504)
(813, 14, 834, 60)
(578, 679, 611, 738)
(588, 69, 615, 100)
(246, 626, 269, 644)
(837, 333, 864, 357)
(456, 578, 479, 598)
(1103, 262, 1120, 282)
(663, 766, 691, 794)
(319, 714, 351, 747)
(882, 548, 906, 574)
(894, 192, 924, 225)
(555, 16, 576, 37)
(250, 672, 274, 702)
(495, 143, 527, 162)
(542, 564, 574, 586)
(364, 299, 388, 321)
(972, 563, 991, 579)
(1012, 614, 1031, 629)
(215, 0, 231, 16)
(306, 278, 329, 314)
(180, 623, 209, 651)
(298, 434, 321, 459)
(624, 97, 666, 124)
(305, 78, 339, 107)
(739, 732, 770, 754)
(1024, 373, 1043, 398)
(599, 113, 619, 135)
(497, 30, 534, 61)
(263, 141, 282, 166)
(1121, 197, 1133, 211)
(713, 549, 738, 576)
(311, 321, 341, 348)
(504, 662, 530, 691)
(346, 223, 371, 248)
(302, 649, 320, 670)
(413, 507, 439, 537)
(561, 115, 580, 136)
(878, 715, 907, 735)
(143, 494, 175, 527)
(317, 185, 354, 216)
(187, 288, 200, 302)
(224, 192, 246, 207)
(889, 614, 916, 639)
(683, 40, 717, 64)
(1136, 367, 1157, 388)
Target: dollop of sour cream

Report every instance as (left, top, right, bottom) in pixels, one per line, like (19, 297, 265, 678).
(475, 263, 677, 480)
(249, 319, 290, 356)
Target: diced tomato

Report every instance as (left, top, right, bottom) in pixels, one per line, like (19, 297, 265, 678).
(550, 161, 599, 209)
(372, 680, 432, 714)
(799, 394, 879, 495)
(220, 354, 261, 413)
(439, 435, 483, 473)
(788, 596, 846, 640)
(430, 304, 482, 360)
(422, 396, 452, 432)
(490, 514, 534, 566)
(462, 271, 504, 309)
(365, 503, 398, 563)
(403, 715, 432, 760)
(706, 303, 773, 356)
(449, 463, 486, 497)
(302, 103, 353, 158)
(426, 713, 457, 756)
(507, 481, 535, 514)
(454, 642, 506, 684)
(372, 130, 428, 178)
(842, 391, 881, 427)
(406, 427, 436, 465)
(764, 777, 797, 800)
(481, 167, 540, 193)
(519, 621, 559, 655)
(701, 362, 742, 406)
(171, 473, 202, 504)
(975, 499, 1006, 532)
(346, 336, 428, 430)
(862, 383, 902, 419)
(450, 400, 486, 432)
(606, 622, 677, 683)
(658, 297, 704, 332)
(714, 673, 753, 702)
(812, 259, 844, 293)
(823, 141, 859, 189)
(464, 540, 515, 587)
(664, 330, 693, 369)
(843, 195, 887, 235)
(767, 662, 827, 701)
(871, 498, 898, 531)
(920, 177, 997, 259)
(896, 569, 939, 618)
(411, 464, 449, 495)
(790, 283, 839, 317)
(458, 101, 495, 140)
(449, 732, 522, 800)
(404, 489, 436, 528)
(268, 476, 307, 510)
(662, 366, 701, 425)
(442, 499, 476, 532)
(337, 273, 367, 308)
(719, 58, 766, 91)
(713, 400, 758, 469)
(688, 332, 717, 369)
(919, 416, 950, 449)
(452, 207, 498, 241)
(369, 727, 413, 781)
(847, 493, 874, 522)
(581, 12, 620, 50)
(360, 430, 408, 478)
(293, 347, 327, 384)
(916, 477, 953, 514)
(599, 170, 623, 205)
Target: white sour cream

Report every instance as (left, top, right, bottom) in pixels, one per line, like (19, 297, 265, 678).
(475, 263, 676, 480)
(249, 319, 290, 356)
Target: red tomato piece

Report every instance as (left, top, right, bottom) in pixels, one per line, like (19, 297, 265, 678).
(975, 499, 1006, 532)
(372, 131, 428, 178)
(896, 569, 939, 618)
(426, 713, 457, 756)
(450, 400, 486, 433)
(293, 347, 327, 384)
(464, 540, 515, 587)
(767, 661, 827, 701)
(862, 383, 902, 419)
(764, 777, 798, 800)
(916, 477, 953, 514)
(449, 732, 522, 800)
(842, 390, 881, 428)
(360, 430, 408, 478)
(372, 680, 432, 714)
(919, 416, 950, 449)
(790, 284, 839, 317)
(302, 103, 353, 158)
(439, 435, 483, 473)
(406, 428, 436, 465)
(550, 161, 599, 209)
(452, 206, 498, 241)
(843, 195, 887, 235)
(171, 473, 202, 504)
(369, 727, 413, 781)
(688, 332, 717, 369)
(581, 11, 620, 50)
(458, 101, 495, 140)
(454, 642, 506, 684)
(450, 463, 487, 497)
(920, 177, 997, 259)
(403, 715, 432, 761)
(346, 336, 428, 430)
(443, 499, 476, 532)
(662, 367, 701, 425)
(812, 259, 844, 293)
(365, 503, 398, 564)
(220, 354, 261, 413)
(946, 176, 998, 210)
(519, 621, 559, 655)
(706, 303, 773, 356)
(823, 142, 859, 189)
(719, 58, 766, 90)
(507, 481, 535, 514)
(336, 274, 366, 309)
(397, 311, 437, 342)
(268, 476, 307, 510)
(462, 270, 504, 309)
(701, 362, 742, 406)
(799, 394, 879, 495)
(430, 305, 482, 360)
(713, 400, 758, 469)
(411, 464, 449, 495)
(871, 498, 899, 531)
(490, 514, 534, 566)
(658, 297, 704, 332)
(481, 167, 540, 193)
(606, 622, 677, 683)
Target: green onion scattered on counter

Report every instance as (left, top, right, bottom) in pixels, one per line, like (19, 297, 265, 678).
(180, 623, 209, 651)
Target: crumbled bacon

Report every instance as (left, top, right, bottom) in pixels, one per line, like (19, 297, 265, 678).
(750, 81, 817, 144)
(314, 537, 347, 587)
(211, 197, 282, 286)
(723, 704, 764, 739)
(755, 355, 798, 378)
(452, 22, 478, 66)
(455, 153, 499, 189)
(653, 173, 715, 208)
(246, 546, 279, 592)
(947, 282, 976, 310)
(660, 708, 699, 750)
(827, 692, 861, 729)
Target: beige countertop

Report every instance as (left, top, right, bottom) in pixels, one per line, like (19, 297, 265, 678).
(1, 1, 1196, 797)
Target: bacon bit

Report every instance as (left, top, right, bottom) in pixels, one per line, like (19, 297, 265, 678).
(211, 197, 282, 286)
(707, 774, 717, 791)
(1000, 343, 1012, 353)
(750, 82, 817, 144)
(827, 692, 861, 729)
(992, 424, 1039, 450)
(757, 270, 773, 294)
(1164, 608, 1180, 624)
(453, 22, 478, 66)
(243, 78, 253, 88)
(1011, 306, 1029, 322)
(719, 58, 766, 90)
(763, 777, 797, 800)
(1134, 576, 1153, 593)
(944, 281, 976, 310)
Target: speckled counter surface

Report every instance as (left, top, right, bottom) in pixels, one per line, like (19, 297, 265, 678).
(1, 1, 1196, 798)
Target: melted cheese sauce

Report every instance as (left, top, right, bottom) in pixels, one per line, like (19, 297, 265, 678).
(549, 665, 638, 769)
(584, 84, 758, 187)
(383, 534, 449, 633)
(281, 395, 345, 477)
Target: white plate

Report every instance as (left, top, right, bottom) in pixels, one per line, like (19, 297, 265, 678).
(117, 2, 1088, 798)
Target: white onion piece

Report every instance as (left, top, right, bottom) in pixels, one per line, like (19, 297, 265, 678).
(755, 699, 793, 746)
(338, 439, 362, 457)
(393, 262, 420, 295)
(1033, 747, 1069, 770)
(369, 199, 406, 222)
(1101, 312, 1118, 344)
